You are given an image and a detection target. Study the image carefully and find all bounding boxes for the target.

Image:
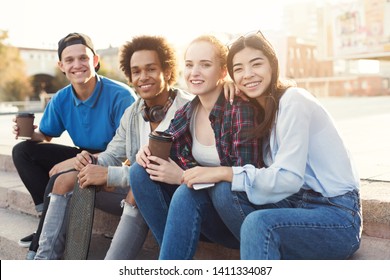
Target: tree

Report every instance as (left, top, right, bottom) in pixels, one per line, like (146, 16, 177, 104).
(98, 57, 128, 84)
(0, 30, 33, 101)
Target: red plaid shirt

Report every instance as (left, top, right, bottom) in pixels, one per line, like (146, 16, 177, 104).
(167, 91, 261, 170)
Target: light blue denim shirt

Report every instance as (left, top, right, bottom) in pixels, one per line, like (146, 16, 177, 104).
(231, 87, 360, 205)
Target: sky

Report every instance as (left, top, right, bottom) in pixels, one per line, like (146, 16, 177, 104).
(0, 0, 320, 50)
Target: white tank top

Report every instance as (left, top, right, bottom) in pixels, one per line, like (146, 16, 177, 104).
(190, 104, 220, 167)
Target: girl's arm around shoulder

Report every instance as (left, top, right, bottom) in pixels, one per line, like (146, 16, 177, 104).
(229, 99, 261, 167)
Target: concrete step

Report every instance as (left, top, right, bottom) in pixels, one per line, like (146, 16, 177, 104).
(1, 207, 389, 260)
(1, 169, 389, 239)
(1, 151, 390, 260)
(0, 207, 157, 260)
(0, 207, 239, 260)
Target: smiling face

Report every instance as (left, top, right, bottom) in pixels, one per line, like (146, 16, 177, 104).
(184, 41, 226, 97)
(130, 50, 170, 105)
(231, 47, 272, 105)
(58, 44, 98, 85)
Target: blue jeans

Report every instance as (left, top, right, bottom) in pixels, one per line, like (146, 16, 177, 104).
(130, 163, 178, 246)
(130, 164, 238, 259)
(211, 184, 362, 260)
(160, 184, 239, 259)
(35, 192, 71, 260)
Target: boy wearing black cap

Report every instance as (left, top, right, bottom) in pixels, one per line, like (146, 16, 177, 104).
(12, 32, 136, 259)
(57, 32, 101, 71)
(33, 35, 195, 260)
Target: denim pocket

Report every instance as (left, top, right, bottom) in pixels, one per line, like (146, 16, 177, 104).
(325, 190, 361, 217)
(303, 190, 362, 224)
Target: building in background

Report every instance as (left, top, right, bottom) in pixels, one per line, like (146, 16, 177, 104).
(281, 0, 390, 96)
(12, 0, 390, 99)
(18, 47, 58, 96)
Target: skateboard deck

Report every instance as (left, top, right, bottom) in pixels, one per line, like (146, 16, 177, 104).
(63, 180, 96, 260)
(63, 158, 97, 260)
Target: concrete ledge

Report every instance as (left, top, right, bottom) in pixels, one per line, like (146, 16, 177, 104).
(92, 209, 120, 235)
(92, 210, 240, 259)
(360, 180, 390, 239)
(0, 208, 40, 260)
(0, 168, 390, 239)
(0, 154, 16, 173)
(1, 154, 390, 260)
(1, 202, 390, 260)
(350, 236, 390, 260)
(0, 170, 37, 216)
(1, 170, 390, 240)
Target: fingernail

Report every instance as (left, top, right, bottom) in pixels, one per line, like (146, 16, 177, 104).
(230, 99, 233, 105)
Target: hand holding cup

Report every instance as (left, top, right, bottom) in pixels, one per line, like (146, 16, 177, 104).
(15, 113, 35, 140)
(148, 131, 173, 162)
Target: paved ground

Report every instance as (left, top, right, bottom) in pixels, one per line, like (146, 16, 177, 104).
(1, 96, 389, 181)
(319, 96, 390, 181)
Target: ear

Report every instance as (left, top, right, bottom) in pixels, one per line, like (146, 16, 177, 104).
(93, 54, 100, 69)
(58, 61, 65, 73)
(164, 69, 172, 82)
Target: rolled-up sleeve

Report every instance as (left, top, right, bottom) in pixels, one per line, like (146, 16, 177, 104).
(231, 165, 256, 192)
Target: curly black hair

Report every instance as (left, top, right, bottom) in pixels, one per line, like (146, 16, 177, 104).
(119, 35, 177, 85)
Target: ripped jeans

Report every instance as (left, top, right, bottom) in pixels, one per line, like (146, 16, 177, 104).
(34, 192, 71, 260)
(34, 186, 143, 260)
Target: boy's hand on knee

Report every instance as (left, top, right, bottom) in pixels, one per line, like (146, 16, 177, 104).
(74, 151, 93, 171)
(78, 165, 108, 188)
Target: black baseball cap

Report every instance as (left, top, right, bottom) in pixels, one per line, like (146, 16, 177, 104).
(57, 32, 100, 71)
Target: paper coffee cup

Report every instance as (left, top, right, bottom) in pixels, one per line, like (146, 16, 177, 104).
(148, 131, 173, 161)
(16, 113, 35, 140)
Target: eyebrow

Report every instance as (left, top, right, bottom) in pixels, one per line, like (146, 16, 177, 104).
(233, 57, 264, 68)
(63, 53, 88, 60)
(185, 59, 213, 63)
(131, 62, 158, 70)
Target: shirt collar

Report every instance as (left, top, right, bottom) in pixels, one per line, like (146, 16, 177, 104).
(72, 75, 102, 108)
(185, 96, 201, 119)
(209, 90, 227, 119)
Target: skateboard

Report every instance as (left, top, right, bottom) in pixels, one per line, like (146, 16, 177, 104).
(63, 156, 97, 260)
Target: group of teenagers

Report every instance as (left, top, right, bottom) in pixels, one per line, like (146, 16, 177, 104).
(12, 31, 362, 260)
